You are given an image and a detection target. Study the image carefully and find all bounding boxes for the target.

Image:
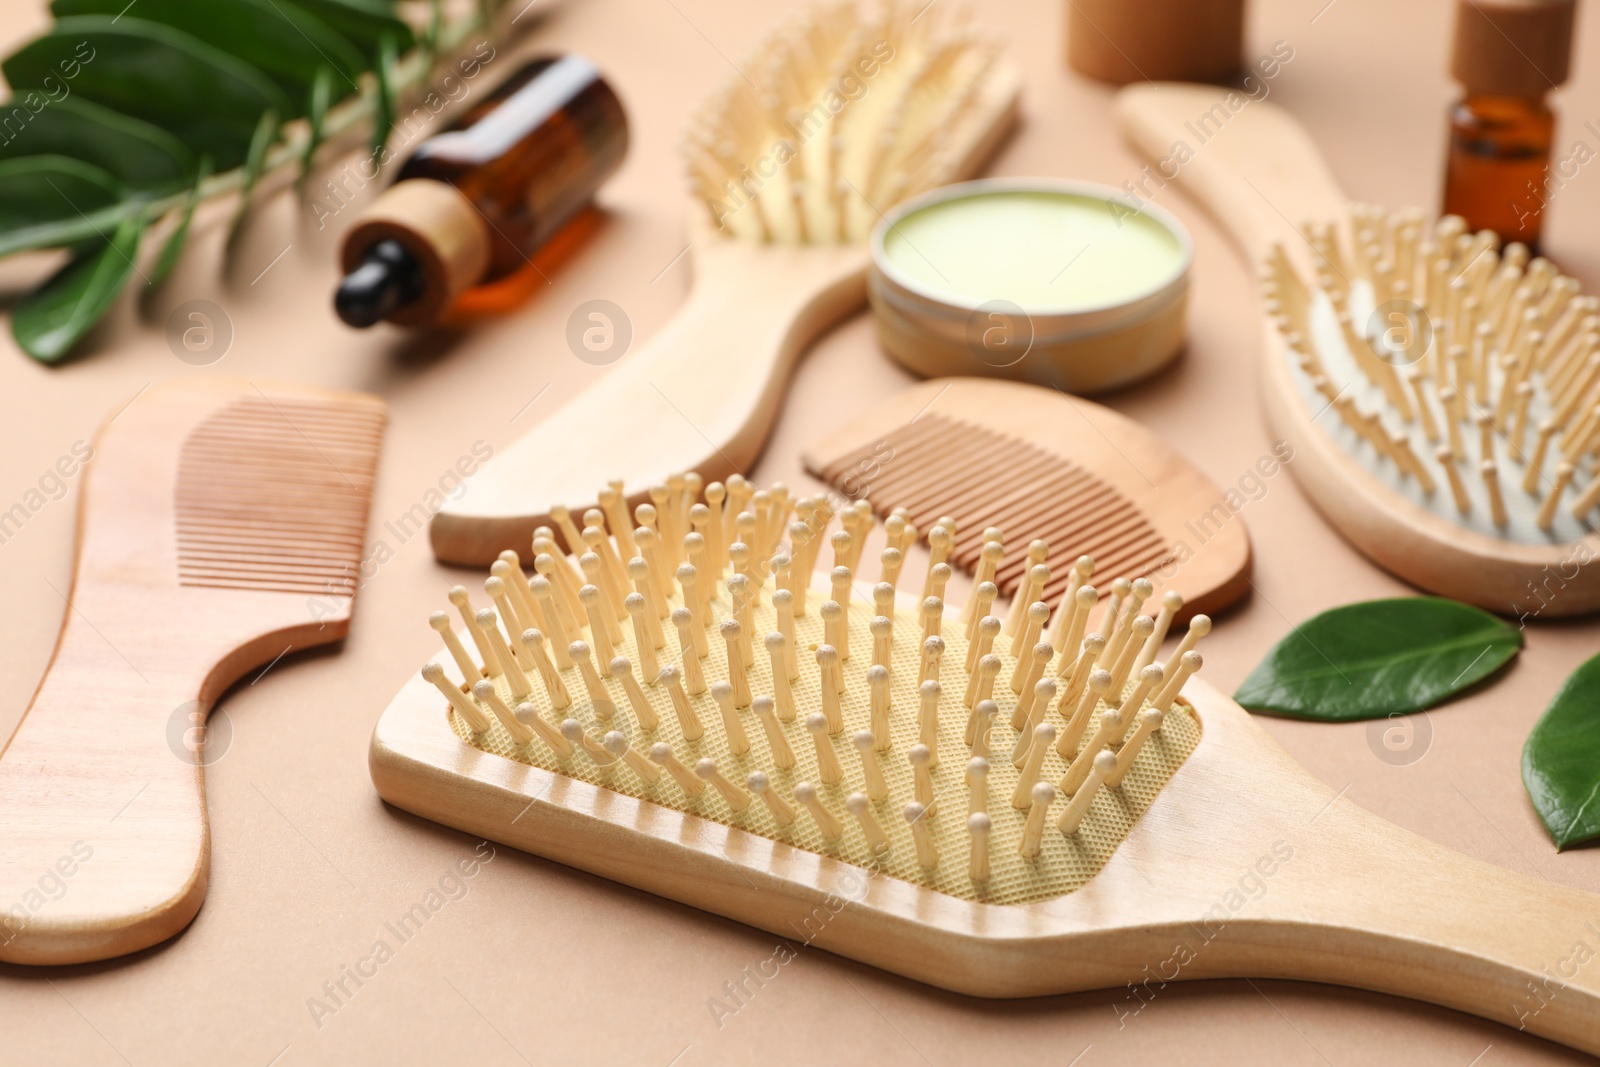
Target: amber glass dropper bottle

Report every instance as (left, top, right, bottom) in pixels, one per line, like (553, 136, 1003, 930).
(1441, 0, 1577, 252)
(336, 54, 628, 328)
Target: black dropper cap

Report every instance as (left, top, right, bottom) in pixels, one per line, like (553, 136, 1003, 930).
(334, 239, 427, 328)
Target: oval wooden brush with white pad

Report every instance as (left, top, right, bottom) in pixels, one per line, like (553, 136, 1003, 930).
(1117, 84, 1600, 615)
(428, 1, 1021, 565)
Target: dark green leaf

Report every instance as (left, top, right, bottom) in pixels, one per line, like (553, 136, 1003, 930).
(1524, 654, 1600, 849)
(290, 0, 414, 63)
(0, 154, 135, 258)
(12, 210, 145, 363)
(300, 66, 335, 179)
(372, 32, 398, 157)
(1233, 597, 1521, 721)
(2, 17, 291, 170)
(147, 154, 210, 289)
(52, 0, 367, 114)
(0, 97, 193, 192)
(229, 109, 280, 241)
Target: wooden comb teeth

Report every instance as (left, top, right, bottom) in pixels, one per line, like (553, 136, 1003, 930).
(0, 380, 386, 965)
(176, 394, 385, 597)
(413, 471, 1210, 904)
(809, 412, 1173, 604)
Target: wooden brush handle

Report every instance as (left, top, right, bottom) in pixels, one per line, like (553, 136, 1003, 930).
(1262, 794, 1600, 1051)
(1113, 83, 1348, 268)
(430, 232, 866, 564)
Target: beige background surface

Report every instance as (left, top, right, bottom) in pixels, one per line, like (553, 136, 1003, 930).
(2, 0, 1600, 1063)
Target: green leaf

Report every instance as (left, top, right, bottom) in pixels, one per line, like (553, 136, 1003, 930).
(1524, 654, 1600, 849)
(0, 97, 193, 192)
(0, 154, 136, 258)
(52, 0, 367, 114)
(147, 154, 210, 289)
(12, 210, 145, 363)
(290, 0, 414, 63)
(300, 66, 335, 180)
(2, 17, 292, 171)
(1233, 597, 1522, 721)
(229, 109, 280, 241)
(372, 32, 398, 157)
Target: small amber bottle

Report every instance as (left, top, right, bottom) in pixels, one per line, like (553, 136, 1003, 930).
(336, 54, 628, 328)
(1441, 0, 1576, 251)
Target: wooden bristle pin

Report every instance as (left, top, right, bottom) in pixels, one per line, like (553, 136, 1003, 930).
(696, 759, 751, 811)
(1537, 463, 1575, 531)
(762, 633, 795, 721)
(1117, 665, 1166, 737)
(429, 611, 479, 683)
(1439, 449, 1472, 514)
(1108, 708, 1165, 787)
(872, 580, 895, 620)
(1153, 651, 1200, 712)
(751, 695, 795, 769)
(1163, 615, 1210, 677)
(1057, 669, 1110, 758)
(1009, 603, 1052, 693)
(967, 756, 989, 816)
(721, 619, 752, 707)
(659, 665, 703, 741)
(1010, 642, 1054, 729)
(748, 772, 795, 826)
(967, 812, 992, 881)
(808, 713, 843, 784)
(817, 644, 843, 732)
(921, 596, 944, 642)
(449, 586, 495, 670)
(1132, 590, 1183, 675)
(1058, 751, 1118, 835)
(821, 599, 846, 661)
(611, 657, 658, 731)
(1018, 782, 1055, 858)
(965, 582, 998, 646)
(919, 680, 941, 764)
(530, 577, 574, 669)
(919, 636, 944, 687)
(962, 542, 1005, 627)
(604, 732, 662, 784)
(1063, 700, 1126, 796)
(968, 614, 1001, 673)
(514, 702, 573, 758)
(711, 681, 750, 755)
(871, 615, 894, 672)
(650, 742, 704, 796)
(569, 640, 618, 719)
(854, 731, 888, 801)
(905, 803, 939, 868)
(1109, 615, 1155, 696)
(794, 782, 841, 840)
(423, 662, 490, 734)
(879, 547, 904, 594)
(774, 588, 799, 679)
(847, 793, 890, 855)
(971, 701, 997, 760)
(1012, 678, 1058, 763)
(1095, 578, 1130, 645)
(868, 664, 891, 749)
(471, 678, 532, 745)
(560, 717, 613, 766)
(909, 744, 935, 809)
(579, 586, 615, 675)
(475, 608, 529, 699)
(1011, 724, 1055, 807)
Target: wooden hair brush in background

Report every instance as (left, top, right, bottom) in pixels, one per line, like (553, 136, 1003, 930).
(373, 456, 1600, 1055)
(428, 1, 1021, 565)
(1117, 84, 1600, 616)
(0, 380, 385, 964)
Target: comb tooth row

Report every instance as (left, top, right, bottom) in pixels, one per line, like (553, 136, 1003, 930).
(418, 473, 1208, 904)
(680, 1, 1005, 244)
(1266, 208, 1600, 540)
(812, 413, 1172, 603)
(175, 396, 385, 596)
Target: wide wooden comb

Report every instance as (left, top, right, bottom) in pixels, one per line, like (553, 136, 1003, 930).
(428, 1, 1022, 565)
(0, 379, 385, 964)
(1117, 84, 1600, 615)
(803, 378, 1252, 618)
(373, 469, 1600, 1055)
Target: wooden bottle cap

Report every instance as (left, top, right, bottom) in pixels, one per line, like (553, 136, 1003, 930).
(1452, 0, 1577, 96)
(339, 178, 492, 326)
(1067, 0, 1244, 86)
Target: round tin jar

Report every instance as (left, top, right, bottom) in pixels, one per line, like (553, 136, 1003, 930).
(868, 179, 1192, 393)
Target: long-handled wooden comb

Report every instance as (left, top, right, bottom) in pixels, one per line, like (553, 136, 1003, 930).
(427, 1, 1021, 565)
(372, 467, 1600, 1055)
(0, 379, 385, 965)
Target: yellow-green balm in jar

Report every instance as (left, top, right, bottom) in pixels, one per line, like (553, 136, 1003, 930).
(870, 179, 1192, 392)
